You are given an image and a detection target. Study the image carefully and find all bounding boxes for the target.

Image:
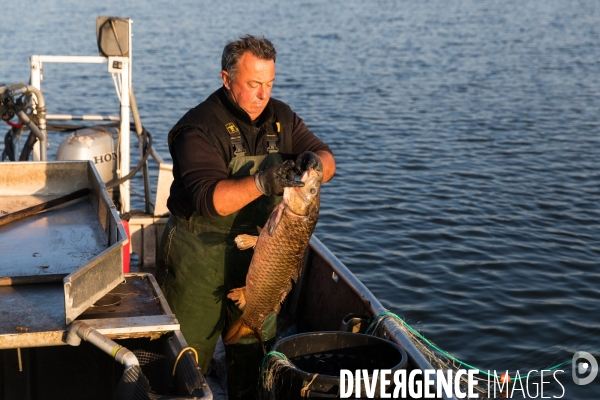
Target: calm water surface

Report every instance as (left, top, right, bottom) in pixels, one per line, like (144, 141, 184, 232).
(3, 1, 600, 397)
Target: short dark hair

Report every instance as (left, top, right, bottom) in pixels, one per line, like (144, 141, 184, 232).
(221, 35, 277, 79)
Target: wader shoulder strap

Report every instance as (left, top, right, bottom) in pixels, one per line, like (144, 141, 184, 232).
(208, 103, 246, 157)
(265, 120, 280, 154)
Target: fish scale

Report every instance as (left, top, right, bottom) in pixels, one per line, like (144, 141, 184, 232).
(245, 210, 316, 324)
(223, 166, 322, 345)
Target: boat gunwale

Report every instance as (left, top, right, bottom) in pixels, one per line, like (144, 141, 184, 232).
(308, 235, 455, 400)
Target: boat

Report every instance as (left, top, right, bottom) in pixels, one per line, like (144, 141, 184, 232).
(0, 16, 456, 399)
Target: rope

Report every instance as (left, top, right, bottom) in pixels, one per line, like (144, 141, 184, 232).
(260, 351, 291, 397)
(172, 347, 199, 376)
(300, 373, 319, 397)
(260, 350, 288, 375)
(366, 311, 588, 382)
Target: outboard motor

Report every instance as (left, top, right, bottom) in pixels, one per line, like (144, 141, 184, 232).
(56, 126, 121, 207)
(56, 126, 118, 184)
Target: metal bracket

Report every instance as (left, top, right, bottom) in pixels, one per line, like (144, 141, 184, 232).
(107, 56, 128, 73)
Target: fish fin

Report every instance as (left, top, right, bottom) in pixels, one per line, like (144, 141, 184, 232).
(267, 203, 285, 237)
(234, 235, 258, 250)
(276, 280, 294, 310)
(291, 260, 303, 283)
(227, 287, 247, 308)
(254, 328, 264, 346)
(256, 225, 263, 234)
(223, 319, 254, 345)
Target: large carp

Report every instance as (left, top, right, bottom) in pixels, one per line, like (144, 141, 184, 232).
(223, 164, 323, 345)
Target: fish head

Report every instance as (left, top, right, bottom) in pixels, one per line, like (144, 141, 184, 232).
(283, 167, 323, 216)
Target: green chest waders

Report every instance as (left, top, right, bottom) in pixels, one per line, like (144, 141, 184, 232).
(157, 151, 282, 399)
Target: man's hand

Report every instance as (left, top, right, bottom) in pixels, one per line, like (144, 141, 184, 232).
(294, 151, 323, 174)
(254, 160, 304, 196)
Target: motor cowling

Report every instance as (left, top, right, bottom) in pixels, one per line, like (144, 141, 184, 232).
(56, 127, 118, 183)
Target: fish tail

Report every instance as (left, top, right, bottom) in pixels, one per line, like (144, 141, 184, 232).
(223, 319, 254, 345)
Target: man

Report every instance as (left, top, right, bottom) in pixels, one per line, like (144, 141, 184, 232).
(157, 35, 335, 399)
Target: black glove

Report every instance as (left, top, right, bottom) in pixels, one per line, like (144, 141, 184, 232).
(254, 160, 304, 196)
(294, 151, 323, 175)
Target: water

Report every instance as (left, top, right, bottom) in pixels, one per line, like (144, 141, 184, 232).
(3, 1, 600, 397)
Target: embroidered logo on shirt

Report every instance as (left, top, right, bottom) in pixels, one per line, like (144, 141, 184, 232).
(225, 123, 240, 135)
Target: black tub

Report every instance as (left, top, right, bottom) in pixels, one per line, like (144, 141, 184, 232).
(268, 331, 408, 398)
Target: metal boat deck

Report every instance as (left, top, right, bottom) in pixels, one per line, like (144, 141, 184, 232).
(0, 274, 180, 349)
(0, 161, 127, 326)
(0, 197, 106, 277)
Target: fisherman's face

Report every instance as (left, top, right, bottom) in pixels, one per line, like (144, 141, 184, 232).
(221, 52, 275, 121)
